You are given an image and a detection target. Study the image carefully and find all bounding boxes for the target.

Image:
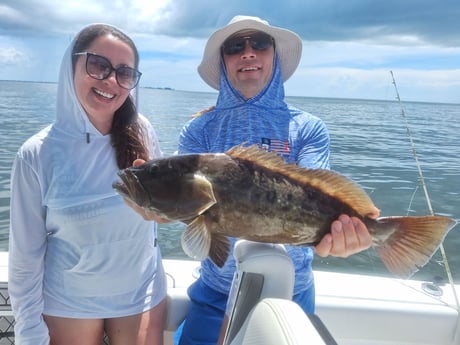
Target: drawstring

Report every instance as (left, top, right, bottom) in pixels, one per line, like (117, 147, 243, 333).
(86, 132, 90, 143)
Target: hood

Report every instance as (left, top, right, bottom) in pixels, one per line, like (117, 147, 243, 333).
(215, 52, 287, 111)
(52, 25, 138, 141)
(37, 25, 141, 209)
(180, 53, 301, 160)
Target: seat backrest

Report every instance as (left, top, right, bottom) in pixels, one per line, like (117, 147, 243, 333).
(230, 298, 337, 345)
(233, 240, 295, 300)
(223, 240, 296, 344)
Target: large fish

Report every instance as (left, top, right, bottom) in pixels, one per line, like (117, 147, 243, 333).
(113, 144, 456, 278)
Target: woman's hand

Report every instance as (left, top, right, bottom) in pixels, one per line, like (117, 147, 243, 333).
(123, 159, 172, 223)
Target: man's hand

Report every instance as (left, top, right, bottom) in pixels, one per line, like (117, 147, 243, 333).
(314, 214, 373, 257)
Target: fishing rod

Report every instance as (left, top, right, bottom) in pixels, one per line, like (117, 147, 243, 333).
(390, 70, 459, 308)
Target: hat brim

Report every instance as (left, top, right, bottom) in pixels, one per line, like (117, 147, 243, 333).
(198, 17, 302, 90)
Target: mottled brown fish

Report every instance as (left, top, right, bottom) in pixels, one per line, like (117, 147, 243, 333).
(113, 144, 456, 278)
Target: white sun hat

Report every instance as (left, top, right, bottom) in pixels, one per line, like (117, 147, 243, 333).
(197, 15, 303, 90)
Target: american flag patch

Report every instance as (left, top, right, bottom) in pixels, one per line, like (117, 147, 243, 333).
(261, 138, 291, 155)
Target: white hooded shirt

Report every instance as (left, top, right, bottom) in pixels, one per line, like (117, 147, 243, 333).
(8, 26, 166, 345)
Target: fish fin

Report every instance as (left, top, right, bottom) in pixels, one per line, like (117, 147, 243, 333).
(227, 143, 287, 167)
(374, 215, 457, 278)
(189, 173, 217, 216)
(209, 234, 230, 268)
(181, 216, 230, 267)
(181, 215, 212, 261)
(226, 144, 379, 218)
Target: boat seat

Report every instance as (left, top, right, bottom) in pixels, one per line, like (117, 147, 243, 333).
(232, 240, 295, 299)
(165, 288, 190, 331)
(223, 240, 337, 345)
(229, 298, 337, 345)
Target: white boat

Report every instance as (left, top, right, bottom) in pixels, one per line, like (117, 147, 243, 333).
(1, 243, 459, 345)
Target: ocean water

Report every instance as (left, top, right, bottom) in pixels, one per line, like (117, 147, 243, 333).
(0, 80, 459, 283)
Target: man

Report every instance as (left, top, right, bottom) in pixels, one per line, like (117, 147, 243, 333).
(174, 15, 374, 345)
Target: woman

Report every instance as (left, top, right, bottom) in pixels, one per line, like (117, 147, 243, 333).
(8, 24, 167, 345)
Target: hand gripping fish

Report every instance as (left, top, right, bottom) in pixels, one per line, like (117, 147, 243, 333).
(113, 144, 457, 278)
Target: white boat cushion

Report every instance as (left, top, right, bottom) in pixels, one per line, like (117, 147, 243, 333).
(233, 240, 295, 300)
(229, 298, 335, 345)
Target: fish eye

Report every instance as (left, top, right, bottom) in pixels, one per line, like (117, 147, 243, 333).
(147, 164, 159, 175)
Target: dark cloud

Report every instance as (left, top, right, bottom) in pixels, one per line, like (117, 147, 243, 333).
(1, 1, 57, 35)
(0, 0, 116, 37)
(152, 0, 460, 47)
(1, 0, 459, 47)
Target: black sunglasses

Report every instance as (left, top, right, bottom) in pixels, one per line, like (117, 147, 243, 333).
(74, 52, 142, 90)
(222, 32, 274, 55)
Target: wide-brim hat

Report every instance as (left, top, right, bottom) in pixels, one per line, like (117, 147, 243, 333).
(198, 15, 303, 90)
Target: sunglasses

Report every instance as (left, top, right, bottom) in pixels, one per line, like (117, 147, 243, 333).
(74, 52, 142, 90)
(222, 32, 274, 55)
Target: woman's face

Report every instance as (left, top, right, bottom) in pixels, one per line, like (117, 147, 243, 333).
(73, 34, 136, 134)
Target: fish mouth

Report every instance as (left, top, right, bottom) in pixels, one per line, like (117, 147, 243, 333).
(112, 169, 149, 207)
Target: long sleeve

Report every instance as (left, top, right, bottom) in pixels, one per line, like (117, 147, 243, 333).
(178, 117, 208, 154)
(295, 112, 331, 170)
(9, 154, 50, 345)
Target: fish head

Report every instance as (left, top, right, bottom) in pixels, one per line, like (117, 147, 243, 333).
(113, 154, 217, 221)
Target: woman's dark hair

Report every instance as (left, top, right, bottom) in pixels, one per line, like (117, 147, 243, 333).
(72, 24, 149, 169)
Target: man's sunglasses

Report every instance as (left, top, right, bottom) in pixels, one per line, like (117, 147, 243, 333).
(74, 52, 142, 90)
(222, 32, 274, 56)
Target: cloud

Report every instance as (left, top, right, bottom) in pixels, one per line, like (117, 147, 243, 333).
(145, 0, 460, 47)
(0, 46, 26, 64)
(287, 66, 460, 104)
(2, 1, 459, 46)
(0, 0, 459, 103)
(303, 41, 460, 70)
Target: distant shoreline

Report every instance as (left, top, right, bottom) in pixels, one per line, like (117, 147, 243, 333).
(0, 79, 175, 91)
(1, 79, 459, 106)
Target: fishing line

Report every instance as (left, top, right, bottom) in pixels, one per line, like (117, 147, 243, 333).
(390, 71, 459, 308)
(406, 185, 419, 216)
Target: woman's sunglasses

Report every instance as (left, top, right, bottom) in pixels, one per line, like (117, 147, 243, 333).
(74, 52, 142, 90)
(222, 32, 274, 56)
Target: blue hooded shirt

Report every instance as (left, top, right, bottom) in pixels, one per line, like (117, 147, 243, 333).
(178, 54, 330, 295)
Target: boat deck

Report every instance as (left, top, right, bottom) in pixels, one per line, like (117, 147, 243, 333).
(1, 252, 459, 344)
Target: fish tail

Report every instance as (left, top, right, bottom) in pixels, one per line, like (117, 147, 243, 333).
(372, 215, 457, 278)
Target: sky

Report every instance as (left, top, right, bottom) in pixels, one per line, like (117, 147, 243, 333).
(1, 0, 460, 104)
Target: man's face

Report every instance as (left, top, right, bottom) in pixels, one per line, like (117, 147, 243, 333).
(222, 30, 275, 99)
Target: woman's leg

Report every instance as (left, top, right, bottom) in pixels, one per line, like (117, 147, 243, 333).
(105, 297, 167, 345)
(44, 315, 104, 345)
